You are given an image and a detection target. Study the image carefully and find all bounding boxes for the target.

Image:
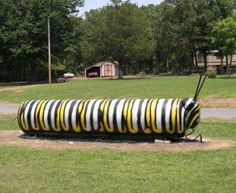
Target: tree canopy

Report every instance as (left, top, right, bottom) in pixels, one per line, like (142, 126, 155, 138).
(0, 0, 235, 81)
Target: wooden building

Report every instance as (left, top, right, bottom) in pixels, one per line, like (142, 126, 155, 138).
(198, 51, 236, 67)
(85, 61, 119, 78)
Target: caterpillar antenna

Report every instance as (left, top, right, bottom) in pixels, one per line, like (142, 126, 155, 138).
(195, 74, 207, 100)
(194, 74, 203, 100)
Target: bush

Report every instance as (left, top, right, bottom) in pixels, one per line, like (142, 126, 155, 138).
(136, 71, 146, 78)
(207, 67, 217, 78)
(56, 77, 66, 83)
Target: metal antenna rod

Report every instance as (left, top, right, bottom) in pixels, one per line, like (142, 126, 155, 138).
(194, 74, 203, 100)
(195, 75, 207, 100)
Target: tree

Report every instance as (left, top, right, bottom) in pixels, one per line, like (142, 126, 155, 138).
(0, 0, 84, 81)
(212, 14, 236, 76)
(81, 0, 154, 78)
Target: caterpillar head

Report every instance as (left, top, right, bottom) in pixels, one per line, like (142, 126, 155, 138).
(182, 98, 200, 129)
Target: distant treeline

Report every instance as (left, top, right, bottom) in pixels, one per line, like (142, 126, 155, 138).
(0, 0, 235, 81)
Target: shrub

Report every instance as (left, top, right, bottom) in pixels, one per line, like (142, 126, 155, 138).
(207, 67, 217, 78)
(136, 71, 146, 78)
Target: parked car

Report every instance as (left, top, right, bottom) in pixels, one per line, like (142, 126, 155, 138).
(63, 72, 75, 78)
(88, 72, 98, 77)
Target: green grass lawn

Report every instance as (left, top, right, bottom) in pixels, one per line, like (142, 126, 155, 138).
(0, 115, 236, 193)
(0, 76, 236, 192)
(0, 76, 236, 103)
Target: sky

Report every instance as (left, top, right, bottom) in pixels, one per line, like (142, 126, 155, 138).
(79, 0, 164, 15)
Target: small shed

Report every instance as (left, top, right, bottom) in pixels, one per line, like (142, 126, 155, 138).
(85, 61, 119, 78)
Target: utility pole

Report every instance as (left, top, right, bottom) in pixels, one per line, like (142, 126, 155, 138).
(47, 16, 52, 84)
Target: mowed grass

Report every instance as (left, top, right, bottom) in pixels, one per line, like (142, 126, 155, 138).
(0, 76, 236, 103)
(0, 115, 236, 193)
(0, 76, 236, 192)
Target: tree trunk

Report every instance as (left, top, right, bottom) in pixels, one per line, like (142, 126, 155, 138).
(194, 50, 198, 67)
(226, 55, 229, 77)
(220, 55, 224, 74)
(203, 52, 207, 71)
(166, 56, 169, 72)
(118, 63, 123, 79)
(155, 57, 159, 74)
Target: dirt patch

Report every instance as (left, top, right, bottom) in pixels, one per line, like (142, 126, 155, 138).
(0, 130, 234, 152)
(200, 97, 236, 108)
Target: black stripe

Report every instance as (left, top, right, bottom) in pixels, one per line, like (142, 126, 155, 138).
(179, 100, 183, 131)
(122, 99, 130, 132)
(83, 100, 89, 128)
(105, 100, 111, 129)
(62, 100, 70, 130)
(161, 99, 168, 132)
(90, 100, 97, 131)
(33, 101, 40, 130)
(35, 101, 42, 130)
(144, 100, 150, 131)
(27, 100, 36, 130)
(137, 100, 144, 132)
(68, 100, 77, 131)
(97, 100, 105, 131)
(185, 101, 195, 112)
(55, 101, 62, 131)
(169, 100, 174, 133)
(48, 100, 56, 130)
(76, 100, 85, 130)
(153, 99, 158, 131)
(17, 103, 24, 128)
(113, 100, 120, 133)
(130, 100, 135, 131)
(76, 100, 82, 129)
(188, 109, 199, 125)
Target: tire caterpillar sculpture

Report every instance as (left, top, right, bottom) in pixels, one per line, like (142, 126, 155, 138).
(17, 75, 207, 140)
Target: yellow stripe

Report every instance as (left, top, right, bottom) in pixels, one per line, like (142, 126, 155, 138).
(127, 100, 138, 134)
(176, 100, 182, 134)
(122, 100, 131, 133)
(55, 101, 63, 132)
(177, 100, 185, 134)
(20, 114, 28, 131)
(60, 100, 69, 131)
(98, 100, 106, 132)
(151, 99, 162, 134)
(39, 101, 49, 131)
(31, 101, 39, 131)
(103, 100, 114, 133)
(171, 99, 178, 132)
(35, 100, 44, 131)
(146, 99, 152, 128)
(81, 100, 88, 130)
(73, 102, 82, 132)
(189, 112, 200, 128)
(143, 100, 152, 134)
(17, 103, 23, 129)
(20, 103, 28, 131)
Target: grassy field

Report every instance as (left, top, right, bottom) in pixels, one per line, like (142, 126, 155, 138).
(0, 76, 236, 192)
(0, 76, 236, 103)
(0, 116, 236, 193)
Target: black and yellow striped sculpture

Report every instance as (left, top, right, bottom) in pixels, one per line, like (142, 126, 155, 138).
(17, 75, 206, 139)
